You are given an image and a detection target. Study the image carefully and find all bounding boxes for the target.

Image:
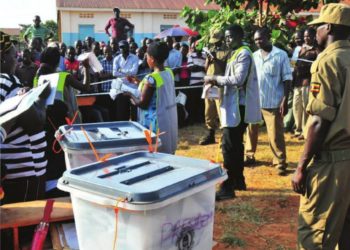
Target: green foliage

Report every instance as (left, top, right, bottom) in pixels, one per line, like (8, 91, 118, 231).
(216, 201, 266, 225)
(44, 20, 58, 41)
(181, 6, 257, 46)
(221, 233, 246, 247)
(181, 0, 340, 50)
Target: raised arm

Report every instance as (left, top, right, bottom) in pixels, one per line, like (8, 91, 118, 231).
(66, 59, 91, 92)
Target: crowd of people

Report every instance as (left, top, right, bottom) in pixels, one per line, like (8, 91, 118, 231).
(1, 2, 350, 250)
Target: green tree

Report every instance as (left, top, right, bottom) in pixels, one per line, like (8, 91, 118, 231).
(44, 20, 58, 41)
(181, 0, 340, 51)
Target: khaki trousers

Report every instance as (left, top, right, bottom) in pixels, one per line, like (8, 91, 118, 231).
(298, 151, 350, 250)
(204, 98, 221, 130)
(293, 86, 309, 136)
(245, 109, 287, 167)
(262, 109, 287, 166)
(245, 123, 259, 159)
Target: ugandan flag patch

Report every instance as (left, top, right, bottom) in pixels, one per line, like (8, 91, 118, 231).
(310, 82, 321, 94)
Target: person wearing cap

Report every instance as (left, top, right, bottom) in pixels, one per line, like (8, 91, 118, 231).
(204, 25, 261, 200)
(24, 15, 53, 45)
(105, 8, 134, 42)
(199, 30, 230, 145)
(291, 3, 350, 249)
(112, 40, 139, 121)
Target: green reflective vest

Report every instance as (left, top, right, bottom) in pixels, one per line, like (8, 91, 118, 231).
(33, 72, 69, 101)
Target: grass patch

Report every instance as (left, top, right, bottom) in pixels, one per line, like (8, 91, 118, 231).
(176, 124, 302, 249)
(216, 201, 266, 225)
(221, 232, 246, 247)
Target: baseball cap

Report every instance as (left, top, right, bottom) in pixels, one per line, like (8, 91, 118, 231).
(308, 3, 350, 27)
(118, 40, 129, 48)
(209, 30, 223, 44)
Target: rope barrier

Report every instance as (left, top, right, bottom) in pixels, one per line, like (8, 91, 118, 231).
(76, 85, 204, 97)
(89, 65, 188, 86)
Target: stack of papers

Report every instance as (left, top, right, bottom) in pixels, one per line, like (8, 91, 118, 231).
(109, 78, 141, 101)
(77, 52, 103, 73)
(0, 82, 50, 126)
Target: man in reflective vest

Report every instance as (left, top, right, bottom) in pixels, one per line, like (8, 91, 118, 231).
(204, 24, 261, 201)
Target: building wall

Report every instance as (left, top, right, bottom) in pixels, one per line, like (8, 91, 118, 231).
(60, 10, 187, 46)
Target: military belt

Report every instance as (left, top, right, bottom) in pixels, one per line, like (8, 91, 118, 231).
(315, 148, 350, 162)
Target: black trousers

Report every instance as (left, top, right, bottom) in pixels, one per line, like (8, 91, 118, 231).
(111, 94, 131, 121)
(184, 83, 204, 124)
(221, 106, 247, 187)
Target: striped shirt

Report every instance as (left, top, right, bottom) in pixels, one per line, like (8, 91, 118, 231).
(0, 74, 47, 180)
(253, 46, 293, 109)
(188, 52, 206, 85)
(1, 128, 47, 179)
(0, 74, 22, 102)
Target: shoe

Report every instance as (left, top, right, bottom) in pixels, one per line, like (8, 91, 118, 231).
(215, 187, 235, 201)
(199, 129, 215, 145)
(277, 168, 287, 176)
(234, 180, 247, 191)
(292, 133, 301, 138)
(275, 164, 287, 176)
(244, 156, 256, 166)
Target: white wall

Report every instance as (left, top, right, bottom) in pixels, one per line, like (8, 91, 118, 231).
(60, 10, 188, 34)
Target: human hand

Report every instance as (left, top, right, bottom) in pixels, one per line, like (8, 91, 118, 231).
(291, 167, 307, 195)
(17, 87, 30, 96)
(204, 75, 217, 85)
(126, 75, 140, 84)
(123, 91, 132, 97)
(279, 97, 288, 116)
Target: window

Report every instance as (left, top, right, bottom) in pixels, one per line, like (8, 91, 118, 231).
(163, 14, 177, 19)
(121, 13, 132, 19)
(79, 13, 94, 18)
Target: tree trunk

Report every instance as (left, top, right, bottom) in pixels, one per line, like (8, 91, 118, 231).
(259, 0, 263, 27)
(265, 0, 270, 26)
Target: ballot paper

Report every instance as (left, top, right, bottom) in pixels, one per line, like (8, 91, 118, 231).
(77, 52, 103, 73)
(201, 85, 220, 99)
(175, 91, 187, 106)
(203, 47, 214, 59)
(37, 73, 59, 105)
(0, 82, 50, 126)
(109, 78, 141, 101)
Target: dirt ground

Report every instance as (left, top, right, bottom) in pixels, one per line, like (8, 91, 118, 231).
(176, 125, 304, 250)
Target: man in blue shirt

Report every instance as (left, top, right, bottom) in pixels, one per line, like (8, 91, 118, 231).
(164, 36, 182, 84)
(112, 40, 139, 121)
(247, 27, 292, 175)
(204, 25, 261, 201)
